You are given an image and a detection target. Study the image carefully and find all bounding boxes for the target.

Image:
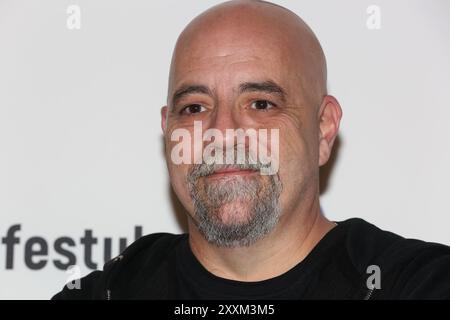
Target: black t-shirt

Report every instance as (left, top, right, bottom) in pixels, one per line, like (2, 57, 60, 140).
(52, 218, 450, 300)
(174, 223, 351, 299)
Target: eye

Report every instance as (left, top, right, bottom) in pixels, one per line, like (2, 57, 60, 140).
(250, 100, 276, 111)
(180, 104, 206, 115)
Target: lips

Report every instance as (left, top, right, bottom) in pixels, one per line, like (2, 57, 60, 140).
(208, 167, 259, 177)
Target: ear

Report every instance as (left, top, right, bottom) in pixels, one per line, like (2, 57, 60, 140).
(161, 106, 168, 134)
(318, 95, 343, 167)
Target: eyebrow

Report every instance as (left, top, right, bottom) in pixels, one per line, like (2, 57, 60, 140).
(238, 81, 287, 101)
(171, 80, 287, 108)
(171, 85, 212, 107)
(239, 80, 286, 98)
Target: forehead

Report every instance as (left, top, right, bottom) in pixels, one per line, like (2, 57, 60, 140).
(170, 29, 297, 92)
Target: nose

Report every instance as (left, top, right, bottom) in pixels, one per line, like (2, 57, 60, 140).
(200, 101, 248, 165)
(210, 101, 240, 129)
(208, 102, 242, 147)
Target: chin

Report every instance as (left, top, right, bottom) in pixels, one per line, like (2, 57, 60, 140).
(211, 201, 255, 225)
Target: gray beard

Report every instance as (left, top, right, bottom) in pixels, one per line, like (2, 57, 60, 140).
(187, 163, 283, 248)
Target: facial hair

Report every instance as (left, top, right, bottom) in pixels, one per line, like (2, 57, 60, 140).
(187, 161, 283, 248)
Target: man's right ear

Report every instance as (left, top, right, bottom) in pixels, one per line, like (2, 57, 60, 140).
(161, 106, 168, 134)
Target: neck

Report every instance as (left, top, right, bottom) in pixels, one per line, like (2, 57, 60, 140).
(187, 197, 335, 282)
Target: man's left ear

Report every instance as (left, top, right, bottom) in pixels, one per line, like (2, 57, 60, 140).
(318, 95, 343, 167)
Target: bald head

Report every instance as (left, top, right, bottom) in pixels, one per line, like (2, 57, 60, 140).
(168, 0, 327, 108)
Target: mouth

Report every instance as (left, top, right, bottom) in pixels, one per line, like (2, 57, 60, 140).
(206, 167, 259, 179)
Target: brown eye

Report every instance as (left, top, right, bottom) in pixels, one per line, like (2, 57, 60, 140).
(251, 100, 276, 111)
(180, 104, 206, 115)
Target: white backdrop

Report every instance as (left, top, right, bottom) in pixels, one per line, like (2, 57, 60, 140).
(0, 0, 449, 300)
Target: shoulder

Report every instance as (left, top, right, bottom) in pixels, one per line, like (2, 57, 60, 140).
(51, 232, 186, 300)
(340, 218, 450, 299)
(51, 270, 103, 300)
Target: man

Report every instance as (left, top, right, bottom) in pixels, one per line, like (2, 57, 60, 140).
(53, 0, 450, 299)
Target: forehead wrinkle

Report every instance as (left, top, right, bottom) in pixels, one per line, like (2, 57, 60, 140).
(177, 52, 264, 74)
(171, 56, 274, 99)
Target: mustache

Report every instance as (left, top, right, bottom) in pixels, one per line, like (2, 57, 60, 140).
(187, 144, 276, 182)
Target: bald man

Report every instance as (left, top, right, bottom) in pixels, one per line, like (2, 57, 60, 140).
(53, 0, 450, 300)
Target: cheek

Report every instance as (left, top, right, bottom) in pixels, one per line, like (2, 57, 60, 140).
(167, 163, 184, 191)
(277, 123, 317, 186)
(164, 130, 193, 194)
(275, 109, 318, 163)
(275, 127, 318, 212)
(168, 163, 195, 211)
(164, 125, 200, 166)
(277, 117, 308, 159)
